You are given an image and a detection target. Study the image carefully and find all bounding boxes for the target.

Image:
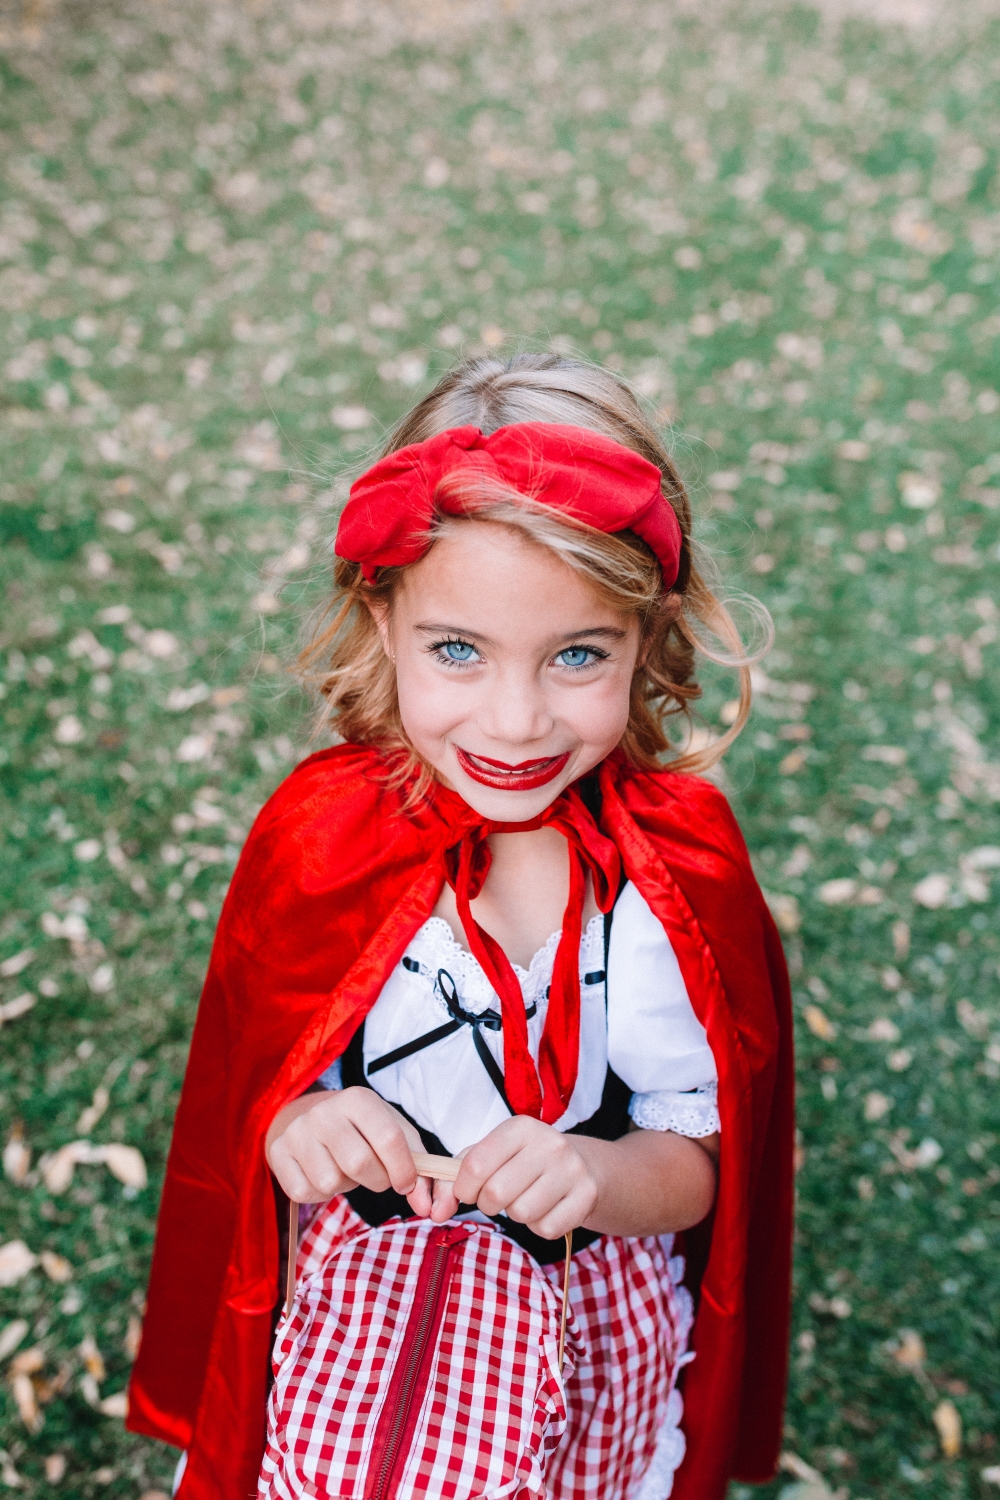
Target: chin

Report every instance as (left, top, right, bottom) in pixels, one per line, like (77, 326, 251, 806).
(454, 780, 570, 822)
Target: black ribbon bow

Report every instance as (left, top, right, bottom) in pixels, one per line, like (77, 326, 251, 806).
(365, 963, 540, 1112)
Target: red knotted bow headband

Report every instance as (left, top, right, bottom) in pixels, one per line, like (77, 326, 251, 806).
(335, 422, 683, 590)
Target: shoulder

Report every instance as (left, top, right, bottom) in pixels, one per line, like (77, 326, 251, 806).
(603, 758, 753, 877)
(235, 744, 431, 896)
(252, 743, 394, 833)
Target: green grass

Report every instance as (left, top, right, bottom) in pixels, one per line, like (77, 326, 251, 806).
(1, 0, 998, 1494)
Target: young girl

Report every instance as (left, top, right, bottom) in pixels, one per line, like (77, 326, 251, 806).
(128, 354, 793, 1500)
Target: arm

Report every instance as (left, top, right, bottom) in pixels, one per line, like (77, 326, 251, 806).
(573, 1127, 718, 1236)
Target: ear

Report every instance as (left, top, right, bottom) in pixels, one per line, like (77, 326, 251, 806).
(365, 598, 394, 662)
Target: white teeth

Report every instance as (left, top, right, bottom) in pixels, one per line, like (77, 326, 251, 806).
(467, 754, 551, 774)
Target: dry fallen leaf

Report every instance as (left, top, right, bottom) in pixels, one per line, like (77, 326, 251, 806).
(780, 1452, 823, 1482)
(0, 1319, 29, 1362)
(44, 1453, 67, 1482)
(818, 878, 857, 905)
(10, 1346, 44, 1376)
(0, 992, 36, 1024)
(79, 1334, 106, 1381)
(3, 1124, 31, 1185)
(0, 1452, 21, 1487)
(0, 949, 34, 979)
(100, 1143, 147, 1190)
(0, 1240, 38, 1288)
(124, 1314, 142, 1360)
(892, 920, 910, 960)
(40, 1251, 73, 1284)
(864, 1091, 894, 1122)
(766, 892, 801, 934)
(36, 1362, 71, 1405)
(41, 1141, 94, 1195)
(893, 1329, 926, 1368)
(99, 1390, 128, 1418)
(912, 872, 951, 910)
(803, 1005, 837, 1041)
(77, 1086, 110, 1136)
(79, 1371, 101, 1407)
(933, 1398, 962, 1458)
(40, 1140, 146, 1194)
(11, 1370, 43, 1432)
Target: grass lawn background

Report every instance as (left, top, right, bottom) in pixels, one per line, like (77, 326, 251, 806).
(1, 0, 999, 1494)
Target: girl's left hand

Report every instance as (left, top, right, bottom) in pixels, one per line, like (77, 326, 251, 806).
(430, 1116, 600, 1239)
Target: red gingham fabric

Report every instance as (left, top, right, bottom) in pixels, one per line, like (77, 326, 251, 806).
(259, 1200, 687, 1500)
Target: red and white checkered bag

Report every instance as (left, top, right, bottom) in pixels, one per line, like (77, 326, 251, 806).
(259, 1199, 583, 1500)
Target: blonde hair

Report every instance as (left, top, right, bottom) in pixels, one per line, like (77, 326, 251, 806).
(299, 352, 770, 785)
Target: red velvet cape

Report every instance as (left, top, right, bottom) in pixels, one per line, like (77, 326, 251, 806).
(128, 745, 793, 1499)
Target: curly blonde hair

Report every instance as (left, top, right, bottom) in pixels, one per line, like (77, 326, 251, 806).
(299, 352, 770, 782)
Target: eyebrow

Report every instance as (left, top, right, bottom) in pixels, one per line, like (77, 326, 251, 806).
(414, 623, 630, 645)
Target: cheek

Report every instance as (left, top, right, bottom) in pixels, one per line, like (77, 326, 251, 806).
(394, 655, 467, 746)
(564, 668, 634, 747)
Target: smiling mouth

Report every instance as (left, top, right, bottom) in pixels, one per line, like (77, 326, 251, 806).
(454, 747, 571, 791)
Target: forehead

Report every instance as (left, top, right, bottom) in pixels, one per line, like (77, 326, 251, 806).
(394, 520, 627, 632)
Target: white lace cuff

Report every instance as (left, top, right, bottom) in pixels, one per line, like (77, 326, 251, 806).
(629, 1081, 720, 1138)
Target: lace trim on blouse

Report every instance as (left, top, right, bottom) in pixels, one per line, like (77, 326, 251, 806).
(629, 1080, 720, 1139)
(404, 913, 606, 1018)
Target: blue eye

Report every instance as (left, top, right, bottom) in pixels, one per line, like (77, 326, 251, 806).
(557, 647, 594, 668)
(437, 639, 477, 662)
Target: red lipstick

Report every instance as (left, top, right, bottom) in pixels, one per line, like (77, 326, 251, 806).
(455, 747, 570, 791)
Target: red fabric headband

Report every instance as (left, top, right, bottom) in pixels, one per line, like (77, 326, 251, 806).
(335, 422, 683, 589)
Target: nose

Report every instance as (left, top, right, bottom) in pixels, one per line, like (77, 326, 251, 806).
(475, 663, 555, 749)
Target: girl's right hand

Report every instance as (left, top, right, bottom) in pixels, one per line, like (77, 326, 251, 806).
(265, 1087, 432, 1213)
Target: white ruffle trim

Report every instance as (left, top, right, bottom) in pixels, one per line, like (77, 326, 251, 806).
(632, 1239, 695, 1500)
(633, 1388, 686, 1500)
(629, 1080, 720, 1138)
(405, 913, 606, 1017)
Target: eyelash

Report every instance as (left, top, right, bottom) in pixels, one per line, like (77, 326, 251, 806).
(429, 637, 482, 668)
(427, 639, 610, 671)
(555, 645, 609, 671)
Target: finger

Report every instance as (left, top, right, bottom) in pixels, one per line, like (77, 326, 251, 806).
(475, 1158, 548, 1219)
(269, 1142, 330, 1205)
(317, 1091, 418, 1195)
(453, 1136, 524, 1207)
(405, 1177, 434, 1218)
(322, 1119, 393, 1194)
(274, 1157, 322, 1205)
(292, 1135, 356, 1199)
(429, 1180, 460, 1223)
(502, 1175, 568, 1229)
(527, 1187, 593, 1242)
(349, 1105, 419, 1195)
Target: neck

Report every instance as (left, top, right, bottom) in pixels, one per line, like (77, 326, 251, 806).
(433, 826, 599, 969)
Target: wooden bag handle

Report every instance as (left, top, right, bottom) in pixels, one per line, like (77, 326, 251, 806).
(412, 1155, 573, 1364)
(286, 1153, 574, 1366)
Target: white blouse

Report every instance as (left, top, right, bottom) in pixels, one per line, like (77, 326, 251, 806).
(317, 881, 719, 1156)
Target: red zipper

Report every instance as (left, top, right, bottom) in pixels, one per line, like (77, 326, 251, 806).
(364, 1225, 470, 1500)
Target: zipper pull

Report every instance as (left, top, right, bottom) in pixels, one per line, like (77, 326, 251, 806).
(431, 1223, 476, 1250)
